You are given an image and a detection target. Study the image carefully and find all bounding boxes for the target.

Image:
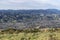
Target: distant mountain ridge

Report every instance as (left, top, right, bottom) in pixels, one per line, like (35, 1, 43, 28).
(0, 9, 60, 14)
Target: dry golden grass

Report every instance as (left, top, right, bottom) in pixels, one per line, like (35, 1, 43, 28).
(0, 28, 60, 40)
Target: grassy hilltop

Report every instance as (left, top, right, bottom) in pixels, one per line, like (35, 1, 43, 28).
(0, 28, 60, 40)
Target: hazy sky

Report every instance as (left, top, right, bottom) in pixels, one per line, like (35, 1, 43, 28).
(0, 0, 60, 9)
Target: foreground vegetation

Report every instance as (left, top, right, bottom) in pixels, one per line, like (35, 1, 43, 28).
(0, 28, 60, 40)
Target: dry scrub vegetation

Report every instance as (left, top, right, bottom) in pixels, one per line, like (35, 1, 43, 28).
(0, 28, 60, 40)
